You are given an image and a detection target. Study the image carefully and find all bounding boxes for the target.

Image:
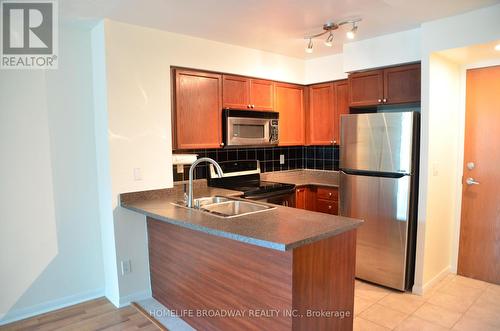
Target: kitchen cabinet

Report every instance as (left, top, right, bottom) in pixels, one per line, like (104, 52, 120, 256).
(295, 187, 315, 210)
(315, 186, 339, 215)
(307, 80, 349, 146)
(348, 69, 384, 107)
(334, 81, 349, 144)
(348, 63, 421, 107)
(383, 64, 421, 104)
(275, 82, 305, 146)
(222, 75, 274, 110)
(295, 186, 338, 215)
(307, 82, 334, 145)
(173, 69, 223, 149)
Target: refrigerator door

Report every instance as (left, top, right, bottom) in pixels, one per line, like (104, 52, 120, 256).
(340, 112, 416, 174)
(340, 171, 410, 290)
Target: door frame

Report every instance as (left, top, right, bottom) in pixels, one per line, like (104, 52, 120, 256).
(450, 60, 500, 273)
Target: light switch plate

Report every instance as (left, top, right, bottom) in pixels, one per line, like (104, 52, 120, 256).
(280, 154, 285, 165)
(133, 168, 142, 181)
(121, 259, 132, 275)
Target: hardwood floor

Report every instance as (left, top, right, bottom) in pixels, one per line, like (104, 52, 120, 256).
(0, 298, 160, 331)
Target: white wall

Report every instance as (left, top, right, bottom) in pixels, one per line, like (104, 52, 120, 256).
(304, 53, 346, 84)
(343, 28, 421, 72)
(414, 53, 461, 292)
(303, 28, 422, 84)
(414, 3, 500, 292)
(95, 19, 307, 305)
(0, 24, 104, 324)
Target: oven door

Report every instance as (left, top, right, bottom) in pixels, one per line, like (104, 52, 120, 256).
(245, 190, 296, 207)
(226, 117, 272, 146)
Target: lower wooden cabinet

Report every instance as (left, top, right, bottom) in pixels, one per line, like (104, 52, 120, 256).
(295, 186, 338, 215)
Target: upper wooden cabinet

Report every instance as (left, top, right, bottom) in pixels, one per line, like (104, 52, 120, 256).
(348, 63, 421, 107)
(223, 75, 274, 110)
(222, 75, 249, 109)
(173, 69, 223, 149)
(307, 82, 335, 145)
(384, 64, 421, 104)
(274, 82, 305, 146)
(307, 80, 349, 146)
(348, 70, 384, 107)
(250, 79, 274, 110)
(334, 81, 349, 144)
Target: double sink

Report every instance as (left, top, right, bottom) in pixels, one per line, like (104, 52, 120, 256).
(173, 196, 275, 218)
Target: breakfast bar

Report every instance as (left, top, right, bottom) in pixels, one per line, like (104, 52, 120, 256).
(121, 182, 362, 330)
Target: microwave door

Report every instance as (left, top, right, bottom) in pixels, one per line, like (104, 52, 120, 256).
(227, 117, 270, 146)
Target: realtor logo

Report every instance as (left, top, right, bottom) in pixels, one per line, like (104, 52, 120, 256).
(1, 0, 58, 69)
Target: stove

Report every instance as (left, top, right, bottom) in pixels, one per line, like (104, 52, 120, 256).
(207, 160, 296, 206)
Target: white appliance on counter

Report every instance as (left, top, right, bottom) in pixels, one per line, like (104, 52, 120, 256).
(339, 112, 419, 291)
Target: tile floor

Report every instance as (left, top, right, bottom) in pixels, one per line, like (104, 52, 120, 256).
(354, 274, 500, 330)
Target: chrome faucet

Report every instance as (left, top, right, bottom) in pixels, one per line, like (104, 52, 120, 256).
(187, 157, 224, 208)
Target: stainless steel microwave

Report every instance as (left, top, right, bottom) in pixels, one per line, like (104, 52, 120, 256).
(222, 109, 279, 147)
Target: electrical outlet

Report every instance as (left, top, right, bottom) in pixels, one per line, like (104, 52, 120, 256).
(280, 154, 285, 165)
(177, 164, 184, 173)
(121, 259, 132, 275)
(133, 168, 143, 181)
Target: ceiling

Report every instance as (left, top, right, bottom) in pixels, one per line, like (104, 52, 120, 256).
(438, 41, 500, 65)
(61, 0, 499, 59)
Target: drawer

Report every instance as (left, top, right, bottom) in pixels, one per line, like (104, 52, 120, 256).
(316, 199, 338, 215)
(316, 187, 338, 200)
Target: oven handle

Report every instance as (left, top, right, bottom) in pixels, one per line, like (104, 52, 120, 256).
(243, 187, 296, 200)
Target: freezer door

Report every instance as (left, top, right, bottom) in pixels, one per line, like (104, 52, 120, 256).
(340, 112, 416, 174)
(340, 171, 410, 290)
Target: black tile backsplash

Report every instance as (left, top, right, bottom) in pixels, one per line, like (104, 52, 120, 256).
(173, 145, 340, 181)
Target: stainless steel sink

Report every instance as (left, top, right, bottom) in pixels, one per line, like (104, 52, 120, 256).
(172, 196, 275, 218)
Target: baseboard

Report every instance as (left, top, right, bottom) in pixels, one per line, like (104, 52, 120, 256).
(118, 289, 152, 308)
(0, 288, 105, 326)
(412, 266, 452, 295)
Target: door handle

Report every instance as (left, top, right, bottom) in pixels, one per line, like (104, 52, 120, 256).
(466, 177, 479, 185)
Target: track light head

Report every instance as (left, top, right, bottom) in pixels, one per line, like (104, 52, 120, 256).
(324, 32, 334, 47)
(305, 38, 313, 53)
(346, 23, 358, 40)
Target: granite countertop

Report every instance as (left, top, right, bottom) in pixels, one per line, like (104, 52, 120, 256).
(120, 179, 361, 251)
(260, 169, 339, 187)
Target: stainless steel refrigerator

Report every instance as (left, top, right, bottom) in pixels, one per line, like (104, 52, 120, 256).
(339, 112, 419, 291)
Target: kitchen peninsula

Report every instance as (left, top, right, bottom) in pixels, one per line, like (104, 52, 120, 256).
(121, 181, 362, 330)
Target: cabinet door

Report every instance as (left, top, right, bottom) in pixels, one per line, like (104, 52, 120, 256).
(316, 199, 338, 214)
(334, 81, 349, 145)
(308, 82, 335, 145)
(295, 187, 306, 209)
(222, 75, 250, 109)
(384, 64, 421, 104)
(275, 82, 305, 146)
(174, 70, 222, 149)
(348, 69, 384, 107)
(250, 79, 274, 110)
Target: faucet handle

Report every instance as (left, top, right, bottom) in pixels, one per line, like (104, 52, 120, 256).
(183, 184, 188, 204)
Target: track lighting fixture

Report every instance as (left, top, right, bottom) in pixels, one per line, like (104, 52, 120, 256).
(304, 18, 361, 53)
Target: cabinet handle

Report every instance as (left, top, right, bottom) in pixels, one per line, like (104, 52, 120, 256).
(329, 192, 332, 197)
(330, 140, 333, 144)
(220, 142, 225, 147)
(251, 104, 255, 108)
(383, 98, 387, 103)
(333, 140, 337, 144)
(247, 104, 251, 108)
(378, 99, 382, 103)
(328, 205, 332, 209)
